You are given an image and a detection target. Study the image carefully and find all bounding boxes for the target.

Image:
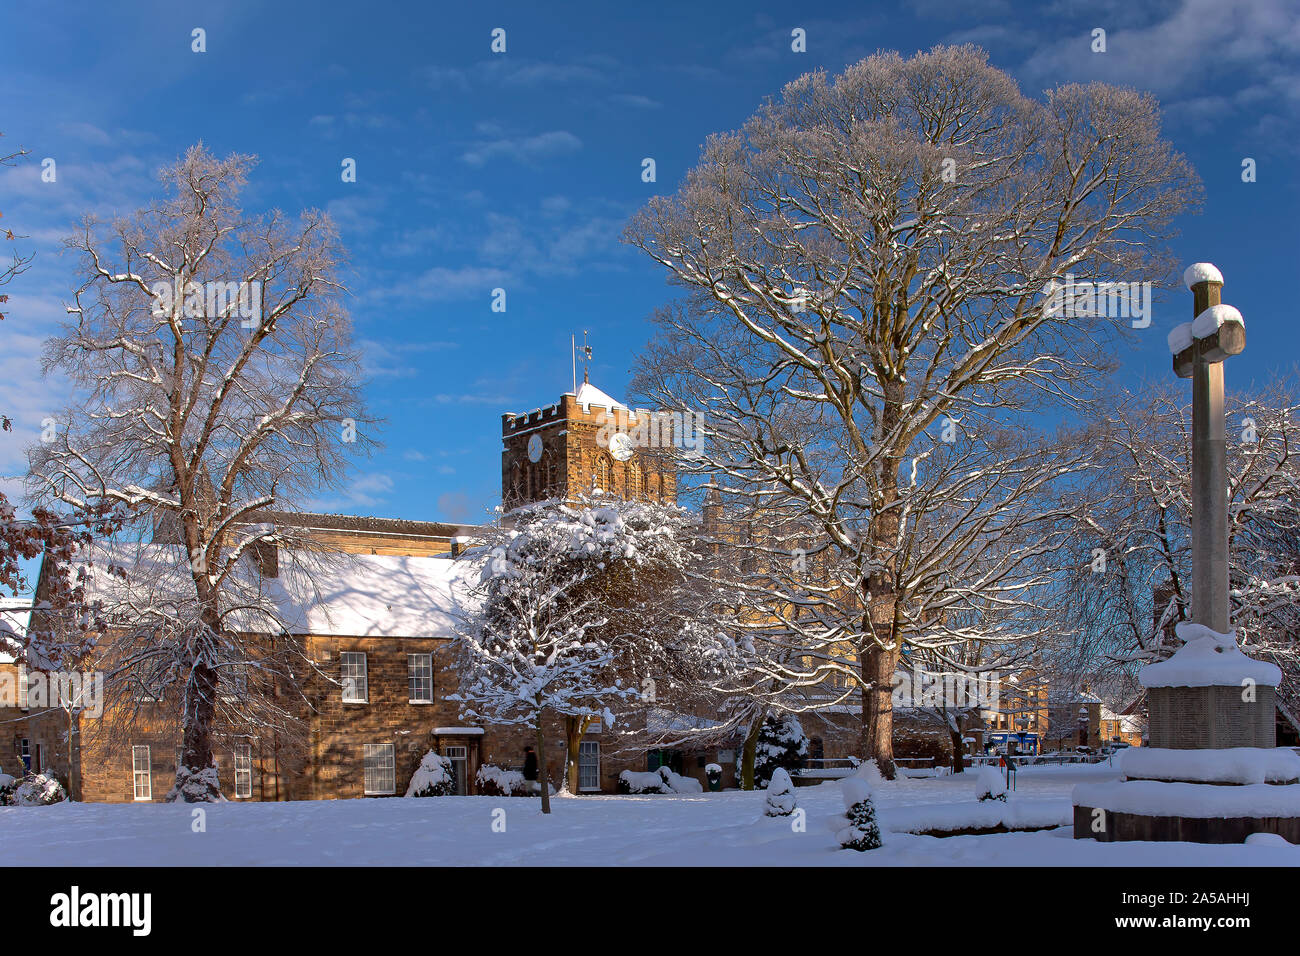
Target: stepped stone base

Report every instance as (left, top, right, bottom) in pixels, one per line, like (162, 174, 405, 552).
(1073, 805, 1300, 844)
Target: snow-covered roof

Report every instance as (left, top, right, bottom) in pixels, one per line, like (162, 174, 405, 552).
(67, 541, 475, 640)
(276, 551, 474, 638)
(570, 381, 627, 411)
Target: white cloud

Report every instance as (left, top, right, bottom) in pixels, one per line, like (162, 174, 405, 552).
(461, 130, 582, 167)
(1021, 0, 1300, 107)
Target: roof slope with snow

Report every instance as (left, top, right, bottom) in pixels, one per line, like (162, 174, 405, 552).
(571, 381, 627, 411)
(66, 541, 475, 640)
(275, 551, 473, 638)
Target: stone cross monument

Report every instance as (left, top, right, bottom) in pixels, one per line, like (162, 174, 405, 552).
(1142, 264, 1274, 750)
(1074, 263, 1300, 843)
(1173, 264, 1242, 635)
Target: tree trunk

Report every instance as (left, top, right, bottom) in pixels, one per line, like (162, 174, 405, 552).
(950, 725, 965, 774)
(860, 643, 898, 780)
(170, 602, 223, 802)
(859, 381, 905, 782)
(563, 715, 592, 794)
(534, 721, 551, 814)
(740, 710, 765, 790)
(561, 716, 576, 794)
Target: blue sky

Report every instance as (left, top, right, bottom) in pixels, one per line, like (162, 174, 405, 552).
(2, 0, 1298, 531)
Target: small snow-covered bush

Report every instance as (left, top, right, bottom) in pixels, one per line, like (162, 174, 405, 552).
(406, 751, 455, 797)
(475, 763, 528, 797)
(754, 713, 808, 788)
(618, 766, 703, 795)
(619, 769, 669, 794)
(763, 767, 797, 817)
(837, 775, 881, 851)
(166, 764, 225, 803)
(975, 766, 1007, 802)
(4, 771, 68, 806)
(658, 765, 702, 794)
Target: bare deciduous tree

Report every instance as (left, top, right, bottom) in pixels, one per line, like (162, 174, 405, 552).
(1056, 376, 1300, 696)
(626, 45, 1200, 774)
(27, 145, 373, 801)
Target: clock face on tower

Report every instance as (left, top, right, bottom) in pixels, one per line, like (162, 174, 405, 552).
(527, 433, 543, 463)
(609, 432, 634, 462)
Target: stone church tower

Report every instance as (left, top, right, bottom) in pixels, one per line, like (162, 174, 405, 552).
(501, 380, 677, 508)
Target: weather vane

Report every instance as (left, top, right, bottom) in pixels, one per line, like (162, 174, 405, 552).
(572, 331, 592, 391)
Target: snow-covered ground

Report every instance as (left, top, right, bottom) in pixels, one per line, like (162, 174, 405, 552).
(5, 764, 1298, 866)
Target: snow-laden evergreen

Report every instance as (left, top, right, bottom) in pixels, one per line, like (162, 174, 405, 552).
(753, 713, 808, 788)
(837, 773, 882, 851)
(166, 764, 226, 804)
(406, 751, 455, 797)
(763, 767, 797, 816)
(0, 770, 67, 806)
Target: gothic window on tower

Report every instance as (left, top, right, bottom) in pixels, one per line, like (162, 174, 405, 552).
(511, 462, 525, 504)
(628, 460, 643, 499)
(593, 454, 611, 493)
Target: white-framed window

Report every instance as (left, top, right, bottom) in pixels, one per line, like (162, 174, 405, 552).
(233, 743, 253, 799)
(132, 745, 152, 801)
(578, 741, 600, 792)
(408, 653, 433, 704)
(341, 652, 368, 703)
(17, 664, 28, 710)
(363, 743, 395, 795)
